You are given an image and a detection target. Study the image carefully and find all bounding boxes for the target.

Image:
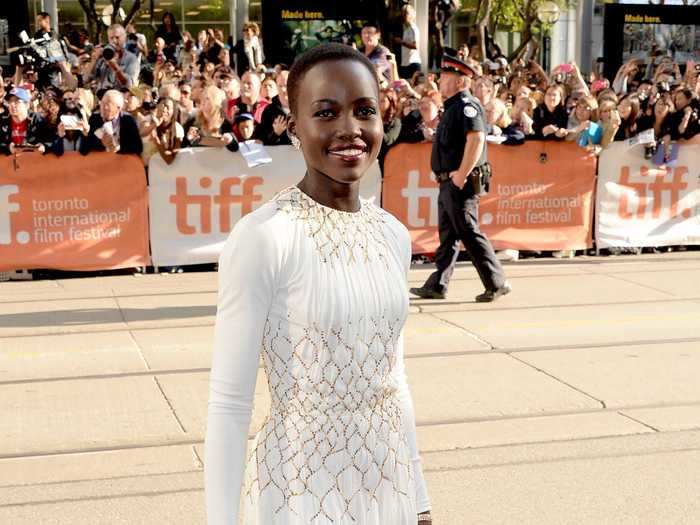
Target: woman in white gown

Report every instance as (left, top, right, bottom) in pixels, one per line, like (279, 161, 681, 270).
(205, 43, 432, 525)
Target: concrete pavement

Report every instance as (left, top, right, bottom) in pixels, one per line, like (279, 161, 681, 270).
(1, 252, 699, 524)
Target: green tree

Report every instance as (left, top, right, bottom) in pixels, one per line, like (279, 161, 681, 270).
(77, 0, 150, 42)
(472, 0, 572, 62)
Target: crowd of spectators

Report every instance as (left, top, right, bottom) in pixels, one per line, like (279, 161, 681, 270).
(1, 12, 294, 170)
(6, 11, 700, 167)
(2, 10, 699, 279)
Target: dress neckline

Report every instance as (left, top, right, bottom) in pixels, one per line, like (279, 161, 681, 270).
(290, 186, 365, 215)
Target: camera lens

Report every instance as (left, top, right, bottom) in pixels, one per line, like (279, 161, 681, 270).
(102, 46, 115, 61)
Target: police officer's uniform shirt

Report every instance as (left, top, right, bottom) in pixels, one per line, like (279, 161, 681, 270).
(431, 90, 487, 174)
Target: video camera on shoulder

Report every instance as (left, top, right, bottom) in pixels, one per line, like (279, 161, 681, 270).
(9, 31, 51, 69)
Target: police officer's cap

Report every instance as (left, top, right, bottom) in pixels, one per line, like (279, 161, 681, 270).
(441, 54, 479, 78)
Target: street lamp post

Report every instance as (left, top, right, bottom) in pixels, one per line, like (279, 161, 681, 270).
(536, 1, 561, 74)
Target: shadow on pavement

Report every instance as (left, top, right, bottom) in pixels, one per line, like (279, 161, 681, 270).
(0, 306, 216, 328)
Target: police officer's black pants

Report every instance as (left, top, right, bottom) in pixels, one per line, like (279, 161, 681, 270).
(423, 180, 506, 294)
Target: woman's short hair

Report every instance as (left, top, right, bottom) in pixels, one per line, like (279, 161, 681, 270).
(287, 43, 378, 115)
(243, 22, 260, 36)
(577, 94, 600, 122)
(545, 84, 566, 106)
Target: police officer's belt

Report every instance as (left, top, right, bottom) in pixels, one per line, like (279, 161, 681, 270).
(435, 163, 492, 183)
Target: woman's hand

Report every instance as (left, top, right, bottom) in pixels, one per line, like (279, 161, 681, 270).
(186, 126, 200, 143)
(542, 124, 558, 136)
(58, 122, 66, 138)
(272, 115, 287, 136)
(222, 132, 235, 145)
(79, 117, 90, 137)
(576, 120, 590, 133)
(555, 127, 568, 138)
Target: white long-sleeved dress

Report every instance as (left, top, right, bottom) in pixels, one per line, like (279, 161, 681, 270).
(205, 186, 431, 524)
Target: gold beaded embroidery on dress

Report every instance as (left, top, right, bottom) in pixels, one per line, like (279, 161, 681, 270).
(242, 315, 413, 523)
(274, 187, 389, 266)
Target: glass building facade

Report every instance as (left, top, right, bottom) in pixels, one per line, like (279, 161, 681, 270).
(27, 0, 261, 41)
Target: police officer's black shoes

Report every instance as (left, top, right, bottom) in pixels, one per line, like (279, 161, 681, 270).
(409, 286, 446, 300)
(475, 281, 512, 303)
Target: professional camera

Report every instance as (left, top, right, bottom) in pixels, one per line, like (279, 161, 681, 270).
(102, 45, 116, 61)
(10, 31, 51, 70)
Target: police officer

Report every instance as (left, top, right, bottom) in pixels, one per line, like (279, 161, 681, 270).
(410, 54, 511, 302)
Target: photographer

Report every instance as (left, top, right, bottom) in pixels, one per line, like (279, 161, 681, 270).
(0, 87, 56, 155)
(29, 12, 72, 91)
(88, 24, 139, 90)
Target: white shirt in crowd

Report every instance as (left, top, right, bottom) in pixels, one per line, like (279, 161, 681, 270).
(401, 22, 421, 67)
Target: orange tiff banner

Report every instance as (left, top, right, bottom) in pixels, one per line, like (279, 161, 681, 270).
(382, 141, 597, 254)
(0, 152, 150, 271)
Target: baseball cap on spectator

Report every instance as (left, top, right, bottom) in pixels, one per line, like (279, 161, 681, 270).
(7, 87, 31, 103)
(235, 112, 256, 141)
(235, 112, 255, 124)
